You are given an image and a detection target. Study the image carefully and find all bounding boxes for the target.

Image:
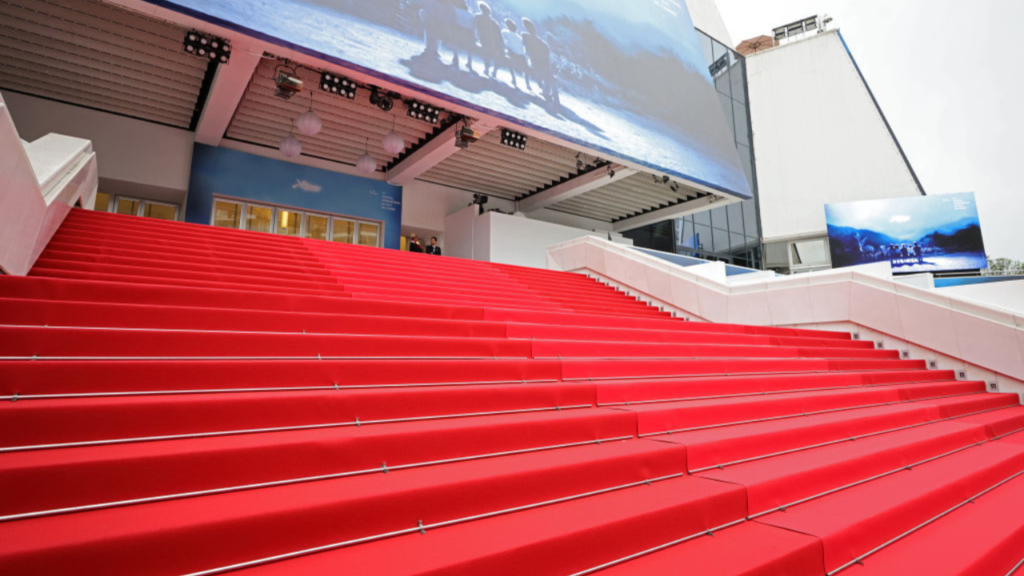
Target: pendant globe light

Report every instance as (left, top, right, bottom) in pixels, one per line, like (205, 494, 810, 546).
(356, 138, 376, 174)
(382, 115, 404, 155)
(296, 90, 322, 136)
(279, 120, 302, 158)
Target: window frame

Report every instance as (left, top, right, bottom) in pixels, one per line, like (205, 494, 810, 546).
(210, 195, 384, 247)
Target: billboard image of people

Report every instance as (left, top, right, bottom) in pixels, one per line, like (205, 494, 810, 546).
(144, 0, 752, 199)
(825, 193, 987, 273)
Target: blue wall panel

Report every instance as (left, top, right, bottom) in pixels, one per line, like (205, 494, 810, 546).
(185, 144, 402, 249)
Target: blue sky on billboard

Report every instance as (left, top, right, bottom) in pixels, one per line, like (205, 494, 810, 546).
(143, 0, 751, 199)
(825, 192, 986, 273)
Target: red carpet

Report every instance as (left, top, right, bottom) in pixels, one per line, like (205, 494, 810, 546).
(0, 207, 1021, 575)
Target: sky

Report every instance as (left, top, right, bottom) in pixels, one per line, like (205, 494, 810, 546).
(713, 0, 1024, 260)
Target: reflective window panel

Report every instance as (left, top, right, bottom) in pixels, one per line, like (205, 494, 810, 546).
(277, 209, 302, 236)
(213, 200, 243, 229)
(115, 198, 140, 216)
(246, 205, 273, 233)
(305, 214, 329, 241)
(144, 202, 177, 221)
(332, 219, 355, 244)
(357, 222, 380, 247)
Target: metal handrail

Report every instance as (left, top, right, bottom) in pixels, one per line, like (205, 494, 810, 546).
(177, 473, 687, 576)
(829, 469, 1024, 575)
(563, 367, 922, 383)
(750, 427, 1024, 521)
(567, 419, 1024, 575)
(0, 366, 948, 403)
(598, 376, 954, 407)
(638, 391, 986, 437)
(688, 404, 1016, 473)
(0, 379, 561, 402)
(0, 355, 519, 361)
(0, 434, 634, 524)
(0, 404, 592, 453)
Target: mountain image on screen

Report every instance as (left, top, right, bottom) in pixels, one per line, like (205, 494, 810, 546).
(143, 0, 753, 199)
(824, 193, 987, 274)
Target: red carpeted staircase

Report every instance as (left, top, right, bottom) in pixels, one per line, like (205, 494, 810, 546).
(0, 208, 1021, 576)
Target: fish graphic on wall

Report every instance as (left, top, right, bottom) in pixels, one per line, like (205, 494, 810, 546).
(292, 179, 322, 193)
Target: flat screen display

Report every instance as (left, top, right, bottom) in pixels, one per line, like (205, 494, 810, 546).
(145, 0, 752, 199)
(825, 193, 987, 273)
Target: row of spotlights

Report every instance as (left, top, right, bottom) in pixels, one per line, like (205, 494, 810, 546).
(183, 31, 231, 63)
(320, 72, 357, 99)
(406, 100, 441, 124)
(500, 128, 527, 150)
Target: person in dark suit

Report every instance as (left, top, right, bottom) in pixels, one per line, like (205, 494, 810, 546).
(426, 236, 442, 255)
(408, 233, 424, 253)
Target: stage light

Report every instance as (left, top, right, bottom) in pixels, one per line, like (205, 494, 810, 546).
(405, 100, 442, 124)
(500, 128, 527, 150)
(183, 31, 231, 63)
(576, 152, 584, 170)
(669, 182, 679, 192)
(369, 87, 397, 112)
(273, 64, 303, 100)
(607, 165, 616, 179)
(319, 72, 356, 99)
(472, 194, 489, 206)
(662, 175, 670, 184)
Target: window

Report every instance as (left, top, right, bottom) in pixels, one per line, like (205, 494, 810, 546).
(144, 201, 178, 221)
(213, 200, 243, 229)
(94, 192, 110, 212)
(115, 197, 140, 216)
(332, 219, 355, 243)
(357, 222, 379, 247)
(276, 209, 302, 236)
(209, 197, 382, 247)
(246, 205, 273, 233)
(305, 214, 329, 241)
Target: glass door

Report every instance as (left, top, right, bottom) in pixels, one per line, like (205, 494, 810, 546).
(276, 209, 302, 236)
(305, 214, 329, 241)
(213, 200, 244, 229)
(246, 205, 274, 233)
(115, 197, 141, 216)
(142, 200, 179, 221)
(356, 222, 380, 247)
(332, 218, 355, 244)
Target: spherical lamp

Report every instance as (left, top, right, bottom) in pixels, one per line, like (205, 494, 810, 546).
(279, 134, 302, 158)
(382, 115, 404, 155)
(382, 130, 404, 155)
(296, 109, 322, 136)
(356, 152, 376, 174)
(356, 137, 376, 174)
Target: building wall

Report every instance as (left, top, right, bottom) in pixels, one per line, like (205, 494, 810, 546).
(936, 280, 1024, 315)
(685, 0, 734, 46)
(1, 91, 194, 198)
(746, 30, 922, 245)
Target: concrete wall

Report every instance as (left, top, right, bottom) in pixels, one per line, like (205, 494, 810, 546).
(444, 208, 608, 268)
(745, 31, 922, 244)
(1, 91, 194, 198)
(937, 280, 1024, 315)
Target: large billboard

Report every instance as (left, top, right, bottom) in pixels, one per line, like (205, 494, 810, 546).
(825, 193, 987, 273)
(145, 0, 752, 199)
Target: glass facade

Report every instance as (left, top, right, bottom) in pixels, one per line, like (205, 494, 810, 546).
(625, 29, 763, 269)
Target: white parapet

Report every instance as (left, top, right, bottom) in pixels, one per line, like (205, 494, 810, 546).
(548, 235, 1024, 392)
(0, 93, 98, 276)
